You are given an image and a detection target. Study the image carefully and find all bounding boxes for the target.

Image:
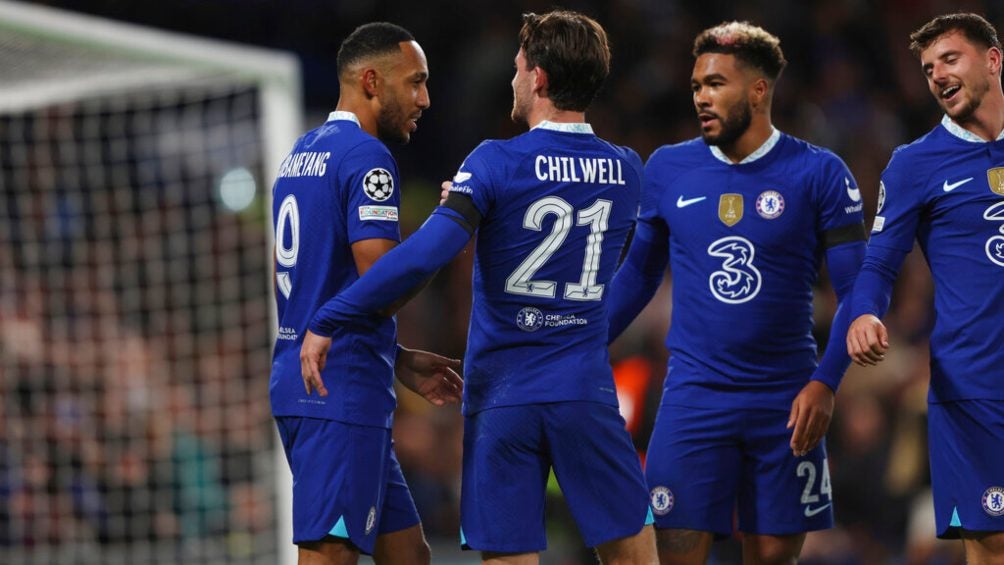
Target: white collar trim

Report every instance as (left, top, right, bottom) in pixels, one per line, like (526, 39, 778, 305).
(941, 114, 1004, 142)
(709, 127, 781, 165)
(533, 120, 594, 134)
(327, 111, 360, 125)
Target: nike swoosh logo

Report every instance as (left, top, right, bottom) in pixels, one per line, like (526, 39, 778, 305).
(804, 503, 831, 517)
(943, 177, 974, 192)
(453, 171, 472, 183)
(676, 195, 706, 208)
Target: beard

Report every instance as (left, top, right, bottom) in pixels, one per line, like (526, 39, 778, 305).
(701, 99, 753, 147)
(510, 82, 531, 127)
(941, 80, 989, 124)
(376, 95, 410, 144)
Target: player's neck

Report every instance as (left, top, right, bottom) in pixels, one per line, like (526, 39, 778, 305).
(953, 88, 1004, 141)
(334, 98, 378, 138)
(718, 118, 774, 163)
(526, 105, 586, 129)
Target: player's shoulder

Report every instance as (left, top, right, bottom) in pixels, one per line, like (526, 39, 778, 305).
(302, 120, 392, 162)
(645, 137, 707, 169)
(885, 124, 946, 173)
(776, 132, 847, 170)
(588, 135, 642, 161)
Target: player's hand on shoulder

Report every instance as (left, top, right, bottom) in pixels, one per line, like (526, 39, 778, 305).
(300, 330, 332, 397)
(440, 181, 452, 205)
(787, 380, 834, 457)
(396, 347, 463, 406)
(846, 314, 889, 366)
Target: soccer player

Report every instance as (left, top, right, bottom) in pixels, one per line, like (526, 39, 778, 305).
(302, 11, 657, 565)
(846, 12, 1004, 563)
(604, 22, 867, 564)
(270, 22, 463, 565)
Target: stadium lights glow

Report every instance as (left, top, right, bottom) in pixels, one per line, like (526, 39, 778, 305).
(218, 167, 257, 211)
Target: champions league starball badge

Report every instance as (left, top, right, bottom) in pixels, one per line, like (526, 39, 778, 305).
(363, 168, 394, 201)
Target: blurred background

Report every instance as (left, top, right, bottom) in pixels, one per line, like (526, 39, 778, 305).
(1, 0, 1000, 563)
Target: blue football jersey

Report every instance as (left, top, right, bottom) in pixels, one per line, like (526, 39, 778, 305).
(642, 130, 864, 410)
(448, 121, 643, 415)
(867, 116, 1004, 403)
(270, 111, 402, 428)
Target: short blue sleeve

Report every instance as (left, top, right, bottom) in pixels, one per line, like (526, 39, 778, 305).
(341, 140, 402, 244)
(449, 141, 501, 218)
(867, 150, 925, 253)
(814, 151, 865, 232)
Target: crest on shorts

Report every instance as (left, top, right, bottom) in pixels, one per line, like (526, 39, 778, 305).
(982, 486, 1004, 516)
(719, 194, 743, 226)
(988, 168, 1004, 196)
(650, 486, 675, 516)
(363, 168, 394, 201)
(365, 506, 377, 534)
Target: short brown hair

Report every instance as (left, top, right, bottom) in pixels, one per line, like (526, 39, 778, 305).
(909, 13, 1001, 56)
(518, 11, 611, 112)
(693, 21, 787, 81)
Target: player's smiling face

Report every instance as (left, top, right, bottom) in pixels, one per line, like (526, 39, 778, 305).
(921, 30, 999, 122)
(376, 40, 430, 144)
(691, 53, 754, 147)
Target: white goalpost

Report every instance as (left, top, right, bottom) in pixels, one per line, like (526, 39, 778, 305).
(0, 1, 300, 562)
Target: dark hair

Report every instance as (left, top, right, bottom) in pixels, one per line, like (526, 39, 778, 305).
(693, 21, 787, 81)
(336, 22, 415, 77)
(909, 13, 1001, 56)
(518, 11, 611, 112)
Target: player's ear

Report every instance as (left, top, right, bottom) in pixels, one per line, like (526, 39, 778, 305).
(362, 67, 381, 99)
(987, 46, 1002, 76)
(750, 77, 770, 110)
(532, 65, 548, 98)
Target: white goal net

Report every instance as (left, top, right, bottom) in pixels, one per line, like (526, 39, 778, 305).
(0, 2, 301, 563)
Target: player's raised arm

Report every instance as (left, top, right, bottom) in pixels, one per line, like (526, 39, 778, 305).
(308, 205, 477, 335)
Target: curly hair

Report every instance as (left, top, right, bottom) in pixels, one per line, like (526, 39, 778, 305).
(693, 21, 787, 80)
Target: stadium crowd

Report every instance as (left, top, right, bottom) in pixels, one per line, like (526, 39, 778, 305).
(2, 0, 1002, 562)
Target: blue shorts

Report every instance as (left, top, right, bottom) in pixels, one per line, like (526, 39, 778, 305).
(929, 400, 1004, 538)
(645, 404, 833, 536)
(275, 417, 420, 554)
(460, 402, 652, 553)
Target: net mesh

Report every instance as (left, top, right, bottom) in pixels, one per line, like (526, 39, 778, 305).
(0, 84, 279, 563)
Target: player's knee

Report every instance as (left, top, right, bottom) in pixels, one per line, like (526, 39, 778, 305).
(595, 525, 657, 564)
(961, 530, 1004, 563)
(373, 529, 430, 565)
(745, 535, 803, 565)
(655, 528, 712, 563)
(298, 537, 359, 564)
(413, 538, 431, 565)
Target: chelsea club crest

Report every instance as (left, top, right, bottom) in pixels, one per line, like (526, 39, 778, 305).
(755, 190, 785, 219)
(982, 486, 1004, 516)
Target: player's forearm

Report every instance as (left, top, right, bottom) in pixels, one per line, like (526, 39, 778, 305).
(607, 222, 668, 343)
(811, 237, 867, 389)
(811, 241, 865, 391)
(849, 244, 906, 320)
(309, 212, 472, 336)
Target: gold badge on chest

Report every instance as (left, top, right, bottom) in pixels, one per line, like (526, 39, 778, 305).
(719, 193, 743, 226)
(988, 167, 1004, 196)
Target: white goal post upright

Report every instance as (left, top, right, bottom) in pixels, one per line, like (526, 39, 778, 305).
(0, 1, 299, 562)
